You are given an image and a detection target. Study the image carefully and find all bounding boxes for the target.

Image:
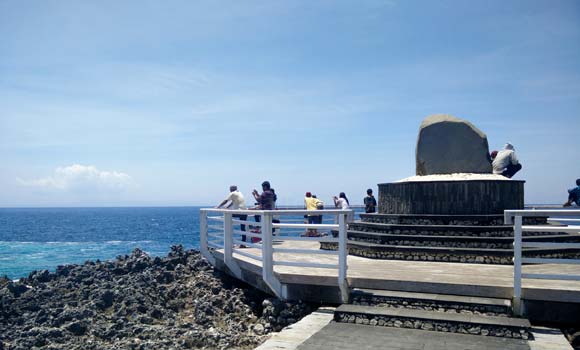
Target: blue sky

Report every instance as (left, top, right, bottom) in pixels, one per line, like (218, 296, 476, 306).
(0, 0, 579, 207)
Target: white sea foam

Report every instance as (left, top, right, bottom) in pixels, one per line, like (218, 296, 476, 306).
(104, 240, 154, 244)
(46, 241, 83, 245)
(396, 173, 510, 182)
(0, 241, 36, 245)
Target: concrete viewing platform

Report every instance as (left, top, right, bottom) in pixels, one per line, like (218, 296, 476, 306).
(201, 207, 580, 349)
(212, 240, 580, 304)
(210, 239, 580, 325)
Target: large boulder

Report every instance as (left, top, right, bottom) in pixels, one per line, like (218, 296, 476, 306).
(416, 114, 492, 175)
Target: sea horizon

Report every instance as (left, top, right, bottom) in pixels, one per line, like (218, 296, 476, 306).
(0, 204, 573, 279)
(1, 206, 368, 279)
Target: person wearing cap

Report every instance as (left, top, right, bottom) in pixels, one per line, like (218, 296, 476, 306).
(492, 143, 522, 178)
(304, 192, 323, 236)
(216, 185, 248, 243)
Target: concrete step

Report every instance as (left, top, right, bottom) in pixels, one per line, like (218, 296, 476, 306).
(350, 288, 512, 316)
(360, 213, 547, 226)
(334, 304, 532, 339)
(347, 230, 580, 249)
(348, 221, 516, 238)
(343, 239, 580, 255)
(349, 221, 571, 238)
(319, 240, 580, 264)
(350, 240, 509, 254)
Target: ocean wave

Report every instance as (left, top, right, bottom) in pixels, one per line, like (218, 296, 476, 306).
(105, 240, 154, 244)
(0, 241, 37, 245)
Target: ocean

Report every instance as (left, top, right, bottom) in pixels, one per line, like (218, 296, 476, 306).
(0, 207, 201, 279)
(0, 206, 366, 279)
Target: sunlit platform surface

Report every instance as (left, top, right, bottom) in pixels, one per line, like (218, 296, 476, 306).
(211, 240, 580, 305)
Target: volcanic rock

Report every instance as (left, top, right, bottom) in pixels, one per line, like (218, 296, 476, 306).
(0, 245, 315, 350)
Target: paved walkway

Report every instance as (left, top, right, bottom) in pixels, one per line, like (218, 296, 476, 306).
(254, 308, 335, 350)
(296, 322, 530, 350)
(254, 309, 572, 350)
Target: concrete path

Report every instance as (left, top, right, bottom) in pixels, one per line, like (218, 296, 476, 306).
(254, 310, 572, 350)
(296, 322, 531, 350)
(254, 307, 335, 350)
(529, 327, 574, 350)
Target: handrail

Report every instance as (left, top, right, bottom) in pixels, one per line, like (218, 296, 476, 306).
(510, 209, 580, 316)
(504, 209, 580, 224)
(199, 208, 354, 302)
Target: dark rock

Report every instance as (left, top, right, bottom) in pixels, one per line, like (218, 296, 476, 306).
(95, 290, 115, 310)
(0, 247, 315, 350)
(7, 282, 29, 297)
(66, 321, 88, 336)
(416, 114, 492, 175)
(28, 269, 52, 283)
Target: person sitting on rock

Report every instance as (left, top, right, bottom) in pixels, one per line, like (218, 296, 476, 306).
(492, 143, 522, 178)
(563, 179, 580, 207)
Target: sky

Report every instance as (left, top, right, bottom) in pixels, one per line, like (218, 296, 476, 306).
(0, 0, 579, 207)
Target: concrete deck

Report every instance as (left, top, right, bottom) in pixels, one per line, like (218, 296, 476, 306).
(254, 312, 572, 350)
(296, 322, 531, 350)
(212, 240, 580, 303)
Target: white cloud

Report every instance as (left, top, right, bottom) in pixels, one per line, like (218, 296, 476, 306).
(18, 164, 134, 191)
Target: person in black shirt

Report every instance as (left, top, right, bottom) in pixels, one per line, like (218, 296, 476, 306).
(364, 188, 377, 213)
(252, 181, 275, 210)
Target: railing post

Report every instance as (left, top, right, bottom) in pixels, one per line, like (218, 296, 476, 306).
(199, 209, 208, 256)
(338, 212, 349, 303)
(224, 212, 233, 266)
(262, 212, 274, 283)
(513, 215, 523, 316)
(260, 212, 284, 298)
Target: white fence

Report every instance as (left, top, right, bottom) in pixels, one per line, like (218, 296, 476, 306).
(199, 208, 354, 302)
(505, 209, 580, 315)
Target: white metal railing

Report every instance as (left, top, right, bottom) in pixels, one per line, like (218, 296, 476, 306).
(199, 208, 354, 302)
(505, 209, 580, 315)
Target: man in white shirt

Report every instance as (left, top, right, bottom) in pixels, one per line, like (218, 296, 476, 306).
(216, 185, 248, 243)
(492, 143, 522, 178)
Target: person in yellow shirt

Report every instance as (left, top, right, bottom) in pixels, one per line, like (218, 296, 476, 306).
(304, 192, 322, 236)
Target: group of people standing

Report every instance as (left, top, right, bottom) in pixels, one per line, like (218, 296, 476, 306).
(216, 181, 277, 212)
(215, 181, 379, 240)
(215, 181, 277, 243)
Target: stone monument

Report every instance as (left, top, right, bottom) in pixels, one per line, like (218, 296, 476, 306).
(379, 114, 524, 215)
(321, 114, 580, 265)
(416, 114, 492, 176)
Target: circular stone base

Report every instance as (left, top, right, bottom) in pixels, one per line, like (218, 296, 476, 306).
(378, 180, 524, 215)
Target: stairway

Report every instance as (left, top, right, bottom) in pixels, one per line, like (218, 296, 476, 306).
(334, 289, 532, 340)
(320, 213, 580, 264)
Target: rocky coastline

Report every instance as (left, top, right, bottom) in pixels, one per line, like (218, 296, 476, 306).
(0, 246, 315, 350)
